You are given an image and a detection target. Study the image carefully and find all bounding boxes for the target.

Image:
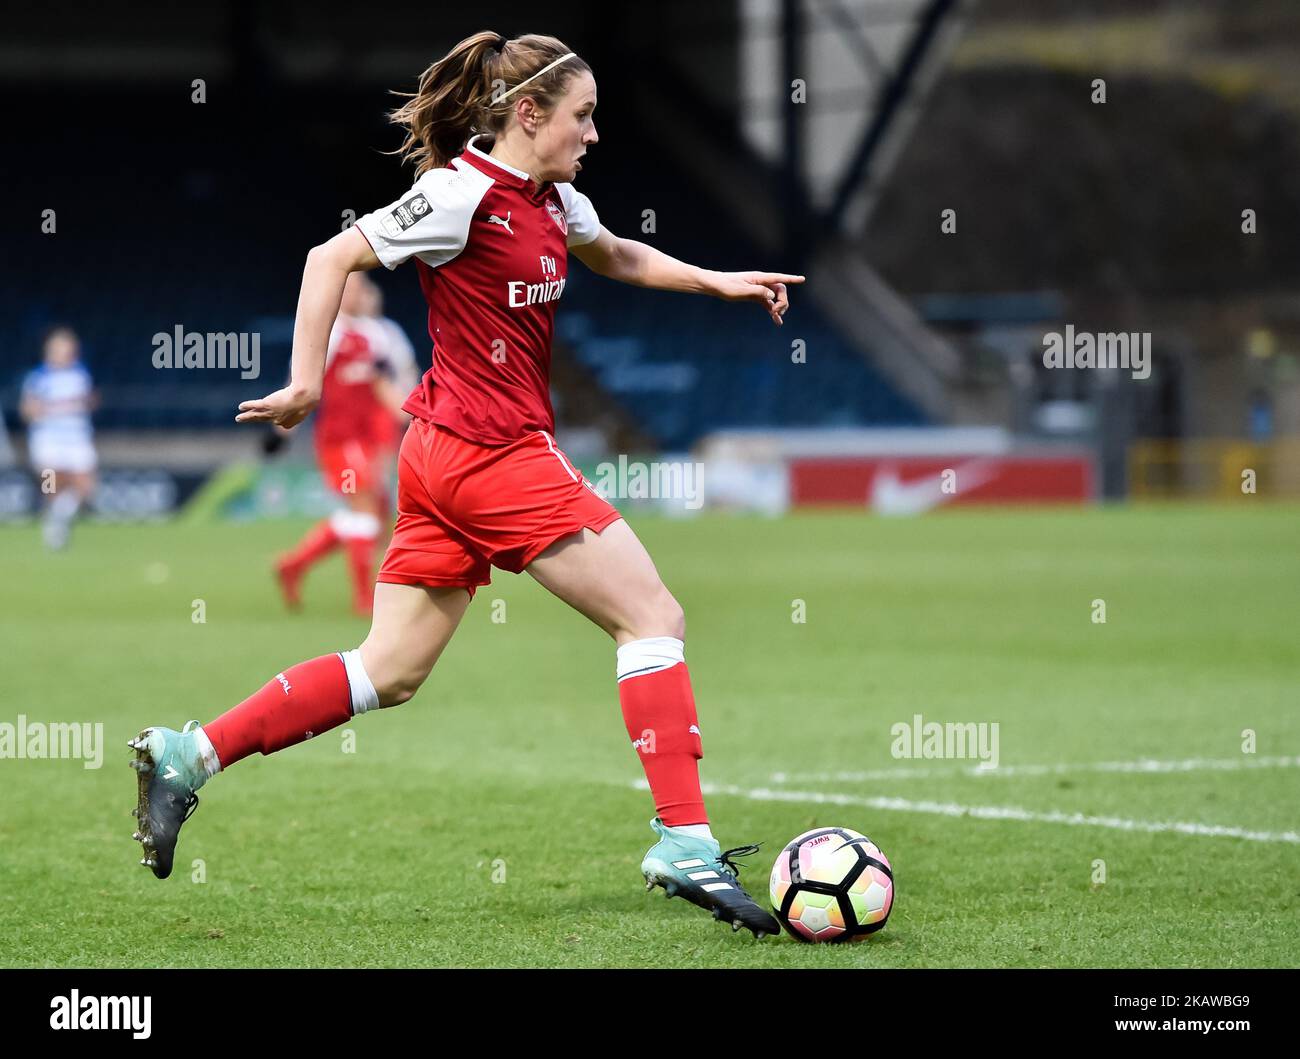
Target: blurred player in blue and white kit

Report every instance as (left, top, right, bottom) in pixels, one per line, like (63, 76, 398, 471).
(20, 326, 99, 549)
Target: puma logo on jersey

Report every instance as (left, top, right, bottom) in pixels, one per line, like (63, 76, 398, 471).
(487, 212, 514, 235)
(689, 725, 701, 735)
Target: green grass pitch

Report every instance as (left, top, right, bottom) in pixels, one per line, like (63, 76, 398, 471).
(1, 504, 1297, 967)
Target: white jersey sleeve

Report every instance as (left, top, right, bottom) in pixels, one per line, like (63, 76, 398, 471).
(556, 183, 601, 247)
(376, 317, 419, 390)
(355, 165, 491, 271)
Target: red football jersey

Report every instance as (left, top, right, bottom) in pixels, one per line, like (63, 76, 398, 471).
(314, 316, 393, 448)
(354, 135, 601, 446)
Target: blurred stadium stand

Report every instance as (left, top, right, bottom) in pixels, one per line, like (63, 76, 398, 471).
(2, 0, 1297, 505)
(0, 0, 960, 454)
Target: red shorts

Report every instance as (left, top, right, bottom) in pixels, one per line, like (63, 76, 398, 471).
(377, 419, 623, 597)
(317, 439, 385, 496)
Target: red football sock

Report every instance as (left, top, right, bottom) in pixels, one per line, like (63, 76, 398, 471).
(282, 519, 340, 572)
(204, 654, 354, 769)
(344, 534, 377, 612)
(619, 660, 708, 827)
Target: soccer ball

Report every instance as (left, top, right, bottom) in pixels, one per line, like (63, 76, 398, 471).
(769, 826, 894, 942)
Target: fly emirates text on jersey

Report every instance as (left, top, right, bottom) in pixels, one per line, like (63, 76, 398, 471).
(507, 255, 565, 308)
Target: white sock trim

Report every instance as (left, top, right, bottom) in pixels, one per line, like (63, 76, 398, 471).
(673, 823, 715, 842)
(191, 724, 222, 778)
(616, 636, 685, 682)
(340, 649, 380, 714)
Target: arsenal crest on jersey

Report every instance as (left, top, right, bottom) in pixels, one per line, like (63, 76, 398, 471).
(545, 199, 568, 236)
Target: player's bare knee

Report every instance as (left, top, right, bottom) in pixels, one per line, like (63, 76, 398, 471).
(623, 588, 685, 642)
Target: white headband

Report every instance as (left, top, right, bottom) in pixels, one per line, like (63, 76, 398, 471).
(497, 52, 577, 101)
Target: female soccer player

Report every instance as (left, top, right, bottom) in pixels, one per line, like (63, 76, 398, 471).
(274, 272, 407, 616)
(20, 326, 99, 550)
(130, 31, 803, 939)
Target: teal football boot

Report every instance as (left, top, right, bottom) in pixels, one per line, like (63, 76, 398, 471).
(128, 721, 209, 879)
(640, 817, 780, 938)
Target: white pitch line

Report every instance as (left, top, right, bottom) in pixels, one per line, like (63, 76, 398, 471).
(629, 780, 1300, 844)
(770, 755, 1300, 784)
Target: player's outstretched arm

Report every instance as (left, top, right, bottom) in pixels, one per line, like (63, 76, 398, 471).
(236, 227, 381, 428)
(571, 225, 805, 327)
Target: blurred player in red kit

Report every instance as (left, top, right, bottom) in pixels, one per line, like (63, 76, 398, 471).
(274, 272, 407, 615)
(131, 31, 803, 939)
(359, 277, 418, 462)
